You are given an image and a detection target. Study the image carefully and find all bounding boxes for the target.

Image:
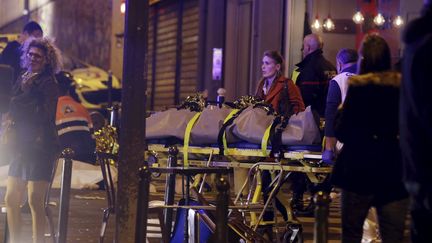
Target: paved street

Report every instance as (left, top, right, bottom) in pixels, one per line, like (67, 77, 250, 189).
(0, 184, 411, 242)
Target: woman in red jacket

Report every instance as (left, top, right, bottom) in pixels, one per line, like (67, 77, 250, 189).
(254, 51, 306, 240)
(255, 50, 305, 115)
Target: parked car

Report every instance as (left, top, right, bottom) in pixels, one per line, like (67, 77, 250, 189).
(62, 55, 121, 110)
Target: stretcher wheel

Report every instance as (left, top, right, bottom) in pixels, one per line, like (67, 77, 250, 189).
(282, 223, 303, 243)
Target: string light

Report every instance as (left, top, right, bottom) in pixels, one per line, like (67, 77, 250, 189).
(374, 12, 385, 26)
(323, 16, 335, 31)
(312, 16, 322, 31)
(120, 1, 126, 15)
(352, 11, 365, 24)
(393, 15, 404, 27)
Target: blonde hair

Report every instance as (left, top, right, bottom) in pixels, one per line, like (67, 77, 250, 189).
(21, 37, 63, 74)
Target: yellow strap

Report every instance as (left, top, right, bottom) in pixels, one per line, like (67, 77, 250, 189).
(261, 123, 272, 156)
(222, 109, 240, 155)
(292, 68, 300, 84)
(183, 112, 201, 167)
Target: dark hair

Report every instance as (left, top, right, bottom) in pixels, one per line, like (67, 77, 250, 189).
(336, 48, 358, 64)
(23, 21, 43, 35)
(263, 50, 284, 71)
(358, 34, 391, 74)
(56, 71, 74, 96)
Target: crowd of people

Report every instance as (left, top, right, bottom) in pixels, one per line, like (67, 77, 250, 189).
(255, 1, 431, 242)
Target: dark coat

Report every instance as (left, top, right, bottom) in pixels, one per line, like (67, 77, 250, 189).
(9, 71, 60, 157)
(400, 4, 432, 196)
(255, 75, 305, 115)
(295, 49, 336, 117)
(332, 72, 408, 204)
(0, 40, 22, 82)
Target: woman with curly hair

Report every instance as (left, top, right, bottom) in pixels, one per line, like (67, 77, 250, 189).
(4, 37, 61, 243)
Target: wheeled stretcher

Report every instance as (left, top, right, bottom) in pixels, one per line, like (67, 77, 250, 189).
(144, 96, 331, 242)
(146, 140, 332, 242)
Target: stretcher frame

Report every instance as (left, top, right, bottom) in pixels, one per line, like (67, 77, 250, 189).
(146, 142, 332, 242)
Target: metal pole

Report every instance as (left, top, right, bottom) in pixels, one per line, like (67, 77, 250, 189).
(57, 148, 75, 243)
(109, 104, 120, 128)
(119, 0, 148, 241)
(135, 164, 151, 243)
(184, 175, 190, 242)
(107, 71, 113, 108)
(163, 146, 178, 243)
(215, 176, 229, 243)
(314, 191, 330, 243)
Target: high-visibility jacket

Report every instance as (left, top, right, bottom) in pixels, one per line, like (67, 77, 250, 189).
(56, 96, 96, 164)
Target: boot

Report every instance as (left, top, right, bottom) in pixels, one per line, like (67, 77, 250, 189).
(294, 197, 315, 217)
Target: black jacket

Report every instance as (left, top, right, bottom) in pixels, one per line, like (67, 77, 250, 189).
(400, 4, 432, 196)
(332, 72, 407, 204)
(10, 71, 60, 157)
(295, 49, 336, 117)
(0, 41, 22, 82)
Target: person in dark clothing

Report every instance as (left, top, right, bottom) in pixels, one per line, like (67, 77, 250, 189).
(400, 1, 432, 242)
(4, 37, 61, 243)
(295, 34, 336, 117)
(322, 48, 358, 163)
(333, 34, 408, 243)
(290, 35, 336, 215)
(56, 71, 96, 164)
(0, 21, 43, 82)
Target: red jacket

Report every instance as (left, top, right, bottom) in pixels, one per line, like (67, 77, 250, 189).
(255, 75, 305, 114)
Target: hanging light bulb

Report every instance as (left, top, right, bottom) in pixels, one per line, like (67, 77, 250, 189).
(374, 13, 385, 26)
(352, 11, 364, 24)
(120, 1, 126, 15)
(312, 15, 321, 31)
(323, 16, 335, 31)
(393, 15, 404, 27)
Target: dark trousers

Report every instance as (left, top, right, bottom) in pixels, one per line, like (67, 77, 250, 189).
(410, 192, 432, 243)
(341, 190, 409, 243)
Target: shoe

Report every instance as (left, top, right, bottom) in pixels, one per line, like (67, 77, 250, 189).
(290, 193, 304, 211)
(294, 200, 315, 217)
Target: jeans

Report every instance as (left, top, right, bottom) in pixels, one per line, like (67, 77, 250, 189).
(341, 189, 409, 243)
